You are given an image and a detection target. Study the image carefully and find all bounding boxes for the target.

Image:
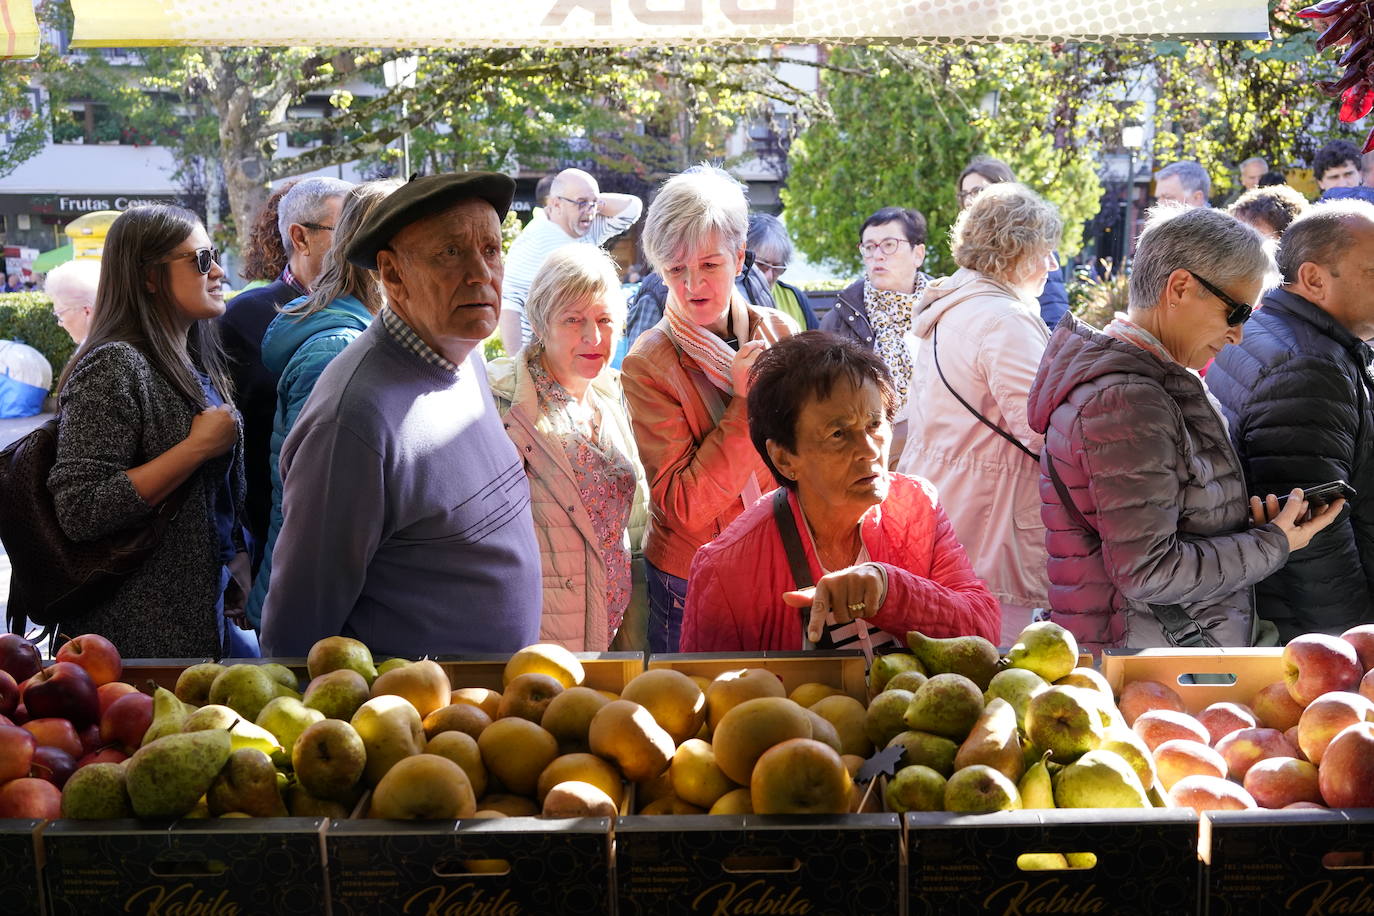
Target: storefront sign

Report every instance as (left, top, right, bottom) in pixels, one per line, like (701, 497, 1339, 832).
(11, 194, 183, 216)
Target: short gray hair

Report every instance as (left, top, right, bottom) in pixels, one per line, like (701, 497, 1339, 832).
(642, 165, 749, 273)
(1154, 161, 1212, 198)
(1240, 156, 1268, 172)
(1276, 199, 1374, 285)
(43, 259, 101, 310)
(278, 177, 353, 257)
(1129, 204, 1273, 310)
(747, 212, 793, 265)
(526, 245, 627, 345)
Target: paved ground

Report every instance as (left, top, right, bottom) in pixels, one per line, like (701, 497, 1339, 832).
(0, 412, 55, 637)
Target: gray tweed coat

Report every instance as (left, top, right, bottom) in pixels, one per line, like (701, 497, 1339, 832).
(47, 342, 244, 658)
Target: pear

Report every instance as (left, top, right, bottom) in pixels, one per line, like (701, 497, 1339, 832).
(1025, 686, 1103, 763)
(303, 669, 372, 721)
(260, 663, 301, 694)
(207, 748, 289, 817)
(175, 663, 226, 707)
(287, 783, 353, 819)
(1018, 751, 1056, 809)
(351, 695, 426, 786)
(902, 673, 984, 741)
(869, 653, 925, 694)
(183, 704, 283, 756)
(61, 762, 134, 819)
(142, 687, 189, 747)
(126, 730, 233, 818)
(984, 668, 1049, 733)
(307, 636, 377, 684)
(256, 696, 325, 756)
(944, 764, 1022, 813)
(885, 764, 946, 813)
(954, 697, 1024, 782)
(1007, 621, 1079, 684)
(1053, 749, 1151, 809)
(208, 664, 279, 722)
(1099, 727, 1156, 790)
(906, 630, 1001, 689)
(376, 657, 412, 677)
(1018, 853, 1070, 871)
(886, 730, 959, 777)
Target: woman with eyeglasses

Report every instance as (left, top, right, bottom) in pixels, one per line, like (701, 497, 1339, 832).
(820, 207, 932, 462)
(746, 213, 818, 330)
(48, 204, 256, 658)
(1026, 205, 1343, 652)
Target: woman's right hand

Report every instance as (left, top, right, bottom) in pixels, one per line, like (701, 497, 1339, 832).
(1250, 489, 1345, 552)
(731, 340, 768, 395)
(187, 405, 237, 460)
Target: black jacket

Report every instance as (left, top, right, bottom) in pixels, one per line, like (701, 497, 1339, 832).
(1208, 288, 1374, 638)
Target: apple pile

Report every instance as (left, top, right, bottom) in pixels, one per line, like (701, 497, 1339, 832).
(1117, 626, 1374, 813)
(878, 622, 1159, 816)
(0, 633, 147, 820)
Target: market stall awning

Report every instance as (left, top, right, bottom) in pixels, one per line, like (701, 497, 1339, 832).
(30, 244, 73, 274)
(0, 0, 39, 59)
(67, 0, 1270, 47)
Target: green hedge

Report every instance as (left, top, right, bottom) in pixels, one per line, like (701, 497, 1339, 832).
(0, 293, 76, 391)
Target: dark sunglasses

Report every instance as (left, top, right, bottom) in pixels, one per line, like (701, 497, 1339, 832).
(158, 247, 221, 274)
(1187, 270, 1253, 326)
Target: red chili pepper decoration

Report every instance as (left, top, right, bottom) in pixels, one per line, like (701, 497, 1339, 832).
(1301, 0, 1374, 150)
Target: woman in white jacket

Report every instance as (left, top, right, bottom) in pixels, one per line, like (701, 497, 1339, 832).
(897, 183, 1061, 643)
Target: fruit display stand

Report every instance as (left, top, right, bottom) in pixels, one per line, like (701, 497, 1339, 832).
(0, 818, 43, 916)
(645, 650, 870, 702)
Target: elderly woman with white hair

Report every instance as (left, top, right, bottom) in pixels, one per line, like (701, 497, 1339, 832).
(45, 259, 102, 344)
(1027, 205, 1342, 652)
(622, 165, 797, 652)
(488, 245, 649, 651)
(897, 183, 1060, 643)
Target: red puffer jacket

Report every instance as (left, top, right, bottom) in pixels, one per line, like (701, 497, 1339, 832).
(679, 474, 1000, 651)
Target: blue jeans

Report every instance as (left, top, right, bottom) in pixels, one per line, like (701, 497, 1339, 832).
(645, 560, 688, 654)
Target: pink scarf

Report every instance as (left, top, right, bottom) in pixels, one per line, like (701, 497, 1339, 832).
(1103, 316, 1177, 365)
(664, 290, 753, 396)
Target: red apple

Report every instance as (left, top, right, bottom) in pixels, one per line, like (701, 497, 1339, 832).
(0, 670, 18, 718)
(1286, 726, 1306, 760)
(1297, 692, 1374, 765)
(1197, 702, 1257, 746)
(1168, 774, 1257, 812)
(77, 723, 102, 756)
(99, 692, 152, 752)
(22, 662, 99, 726)
(1284, 801, 1328, 809)
(0, 635, 41, 683)
(1254, 680, 1304, 731)
(10, 703, 28, 726)
(29, 745, 76, 789)
(75, 747, 128, 768)
(1132, 709, 1211, 751)
(1243, 756, 1323, 809)
(1118, 680, 1186, 726)
(55, 634, 122, 687)
(1214, 727, 1300, 781)
(22, 718, 82, 760)
(1284, 634, 1362, 707)
(1341, 624, 1374, 673)
(1318, 721, 1374, 808)
(97, 682, 138, 716)
(0, 777, 61, 818)
(0, 725, 37, 783)
(1152, 738, 1227, 791)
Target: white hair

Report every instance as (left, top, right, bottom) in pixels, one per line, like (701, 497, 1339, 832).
(278, 177, 353, 257)
(1155, 161, 1212, 197)
(641, 164, 749, 273)
(44, 259, 101, 310)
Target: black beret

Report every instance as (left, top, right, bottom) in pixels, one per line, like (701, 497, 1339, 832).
(345, 171, 516, 270)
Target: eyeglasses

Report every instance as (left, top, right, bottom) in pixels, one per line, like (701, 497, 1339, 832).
(754, 257, 788, 276)
(155, 247, 221, 274)
(556, 195, 599, 212)
(858, 238, 914, 259)
(300, 222, 335, 232)
(957, 187, 986, 205)
(1187, 270, 1253, 326)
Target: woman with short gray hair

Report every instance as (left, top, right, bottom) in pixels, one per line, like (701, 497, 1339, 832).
(622, 165, 796, 652)
(1027, 205, 1341, 652)
(746, 213, 817, 329)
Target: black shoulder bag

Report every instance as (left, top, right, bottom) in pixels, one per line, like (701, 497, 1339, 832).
(772, 489, 833, 651)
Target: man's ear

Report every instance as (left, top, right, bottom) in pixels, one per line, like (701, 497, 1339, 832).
(1295, 260, 1329, 301)
(375, 249, 405, 304)
(288, 223, 312, 256)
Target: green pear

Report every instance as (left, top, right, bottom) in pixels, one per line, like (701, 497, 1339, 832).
(906, 630, 1001, 689)
(207, 748, 288, 817)
(885, 764, 946, 813)
(208, 664, 279, 722)
(1018, 751, 1056, 809)
(954, 697, 1024, 782)
(886, 730, 959, 776)
(863, 689, 914, 749)
(259, 663, 301, 693)
(126, 730, 233, 818)
(1007, 621, 1079, 683)
(984, 668, 1049, 733)
(183, 704, 283, 756)
(294, 719, 368, 802)
(1054, 667, 1113, 696)
(256, 696, 325, 756)
(61, 762, 134, 819)
(943, 764, 1022, 813)
(142, 686, 189, 747)
(869, 653, 925, 694)
(1099, 727, 1156, 790)
(174, 663, 225, 707)
(885, 671, 928, 694)
(1025, 686, 1103, 763)
(307, 636, 378, 684)
(1053, 749, 1151, 809)
(302, 669, 372, 721)
(376, 657, 412, 677)
(902, 673, 984, 740)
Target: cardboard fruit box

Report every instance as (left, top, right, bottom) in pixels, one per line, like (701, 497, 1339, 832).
(646, 650, 869, 702)
(1101, 647, 1285, 714)
(0, 819, 43, 916)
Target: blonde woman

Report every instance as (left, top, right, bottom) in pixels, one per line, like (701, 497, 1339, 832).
(897, 183, 1061, 643)
(487, 246, 649, 650)
(245, 179, 400, 628)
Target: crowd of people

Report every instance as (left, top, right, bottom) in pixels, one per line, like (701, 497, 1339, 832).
(20, 144, 1374, 664)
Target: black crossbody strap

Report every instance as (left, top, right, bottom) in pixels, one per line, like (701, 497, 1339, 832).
(932, 324, 1039, 463)
(772, 489, 831, 651)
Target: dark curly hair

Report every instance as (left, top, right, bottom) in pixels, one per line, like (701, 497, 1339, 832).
(239, 179, 299, 282)
(1227, 185, 1309, 238)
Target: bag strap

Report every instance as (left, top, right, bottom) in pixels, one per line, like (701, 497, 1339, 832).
(772, 489, 830, 651)
(1044, 452, 1211, 648)
(932, 324, 1039, 462)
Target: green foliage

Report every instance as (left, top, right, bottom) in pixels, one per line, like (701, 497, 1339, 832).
(0, 294, 77, 390)
(1066, 265, 1129, 330)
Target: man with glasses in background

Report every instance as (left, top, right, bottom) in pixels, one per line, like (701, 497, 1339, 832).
(498, 168, 642, 354)
(1208, 200, 1374, 640)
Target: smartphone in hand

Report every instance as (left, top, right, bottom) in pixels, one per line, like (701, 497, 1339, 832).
(1277, 479, 1358, 509)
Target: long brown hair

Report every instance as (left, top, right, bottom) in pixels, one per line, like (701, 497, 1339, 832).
(58, 205, 233, 408)
(280, 178, 400, 320)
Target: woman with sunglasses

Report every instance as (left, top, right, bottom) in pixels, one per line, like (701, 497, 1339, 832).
(48, 205, 255, 658)
(1026, 205, 1343, 653)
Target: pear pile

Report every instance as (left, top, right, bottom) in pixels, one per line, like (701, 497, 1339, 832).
(881, 622, 1158, 815)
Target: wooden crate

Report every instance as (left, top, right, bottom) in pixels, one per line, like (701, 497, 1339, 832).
(1101, 648, 1283, 713)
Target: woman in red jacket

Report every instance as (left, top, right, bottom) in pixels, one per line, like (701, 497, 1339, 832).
(680, 332, 1000, 653)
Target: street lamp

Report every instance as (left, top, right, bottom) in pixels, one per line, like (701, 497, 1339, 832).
(1121, 125, 1145, 267)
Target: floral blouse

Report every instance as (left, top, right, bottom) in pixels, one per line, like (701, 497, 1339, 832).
(528, 353, 637, 641)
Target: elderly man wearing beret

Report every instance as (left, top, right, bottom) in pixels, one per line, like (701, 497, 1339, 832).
(260, 172, 542, 657)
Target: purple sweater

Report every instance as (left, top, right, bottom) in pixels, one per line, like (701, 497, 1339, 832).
(259, 320, 541, 657)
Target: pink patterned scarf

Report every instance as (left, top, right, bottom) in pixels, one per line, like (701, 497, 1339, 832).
(664, 290, 753, 396)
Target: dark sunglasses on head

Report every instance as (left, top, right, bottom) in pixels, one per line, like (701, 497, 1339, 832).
(1187, 270, 1253, 326)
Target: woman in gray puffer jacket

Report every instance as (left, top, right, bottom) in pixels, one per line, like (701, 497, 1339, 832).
(1027, 205, 1343, 653)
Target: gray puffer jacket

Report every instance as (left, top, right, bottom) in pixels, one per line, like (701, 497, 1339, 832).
(1026, 317, 1289, 652)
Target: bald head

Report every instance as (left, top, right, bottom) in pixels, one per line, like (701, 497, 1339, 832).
(547, 169, 601, 238)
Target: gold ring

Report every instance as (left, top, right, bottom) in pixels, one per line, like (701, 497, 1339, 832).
(847, 602, 866, 612)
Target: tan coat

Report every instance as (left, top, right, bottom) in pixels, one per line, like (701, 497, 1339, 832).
(488, 356, 648, 651)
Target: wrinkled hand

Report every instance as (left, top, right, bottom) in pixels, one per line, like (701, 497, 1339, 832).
(783, 563, 888, 644)
(731, 340, 768, 396)
(1250, 489, 1346, 552)
(187, 404, 237, 459)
